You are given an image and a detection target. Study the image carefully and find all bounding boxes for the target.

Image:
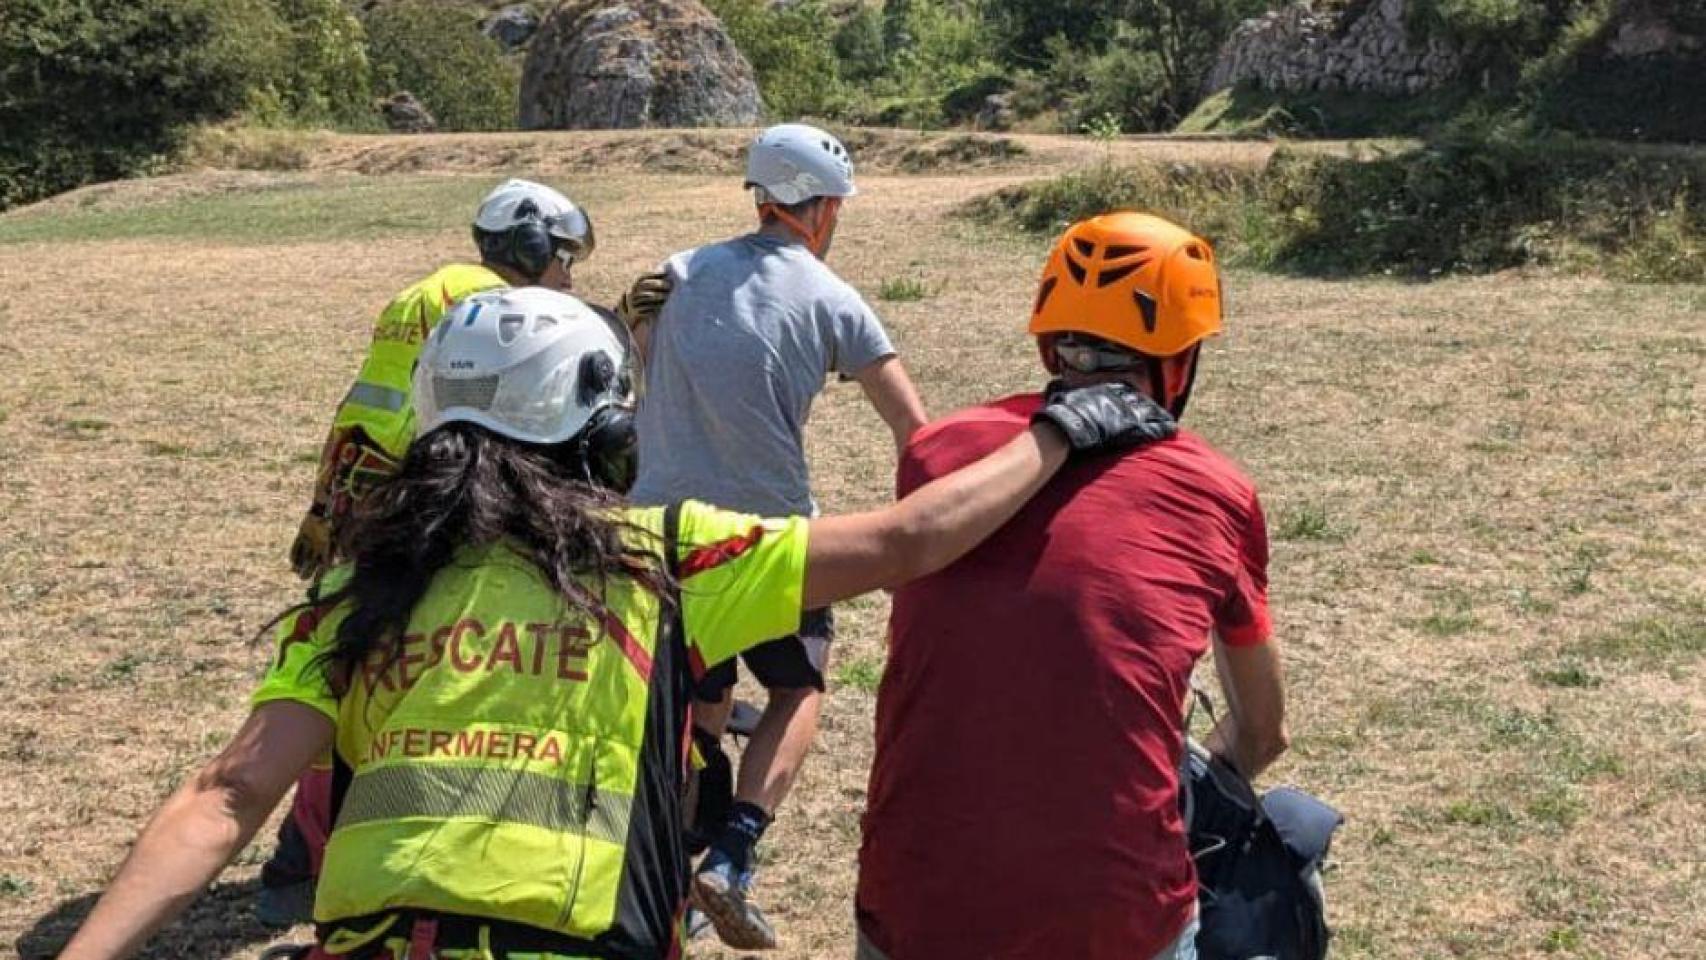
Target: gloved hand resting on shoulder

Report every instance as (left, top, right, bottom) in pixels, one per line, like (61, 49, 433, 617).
(1035, 380, 1178, 454)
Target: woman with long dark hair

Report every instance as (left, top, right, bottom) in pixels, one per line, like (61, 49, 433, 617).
(60, 287, 1175, 960)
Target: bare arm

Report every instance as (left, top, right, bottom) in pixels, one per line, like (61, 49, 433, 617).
(1203, 634, 1289, 779)
(60, 702, 334, 960)
(852, 355, 928, 451)
(802, 422, 1067, 608)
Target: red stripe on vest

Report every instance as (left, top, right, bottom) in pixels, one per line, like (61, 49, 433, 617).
(679, 526, 765, 579)
(591, 604, 654, 682)
(276, 604, 331, 669)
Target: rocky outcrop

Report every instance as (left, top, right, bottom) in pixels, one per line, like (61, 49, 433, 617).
(483, 4, 541, 51)
(519, 0, 763, 130)
(1608, 5, 1703, 58)
(380, 91, 436, 133)
(1202, 0, 1462, 97)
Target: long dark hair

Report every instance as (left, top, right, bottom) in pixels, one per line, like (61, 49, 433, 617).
(301, 422, 672, 690)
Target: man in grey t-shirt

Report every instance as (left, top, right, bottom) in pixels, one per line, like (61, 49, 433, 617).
(626, 123, 927, 951)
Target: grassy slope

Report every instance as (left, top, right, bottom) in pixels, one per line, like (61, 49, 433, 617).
(0, 150, 1702, 959)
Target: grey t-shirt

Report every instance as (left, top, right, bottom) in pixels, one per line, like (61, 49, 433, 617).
(630, 234, 896, 516)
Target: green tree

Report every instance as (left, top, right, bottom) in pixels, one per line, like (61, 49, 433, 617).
(260, 0, 375, 127)
(706, 0, 845, 118)
(362, 1, 520, 131)
(0, 0, 287, 209)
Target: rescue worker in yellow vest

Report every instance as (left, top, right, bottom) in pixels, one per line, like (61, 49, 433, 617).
(288, 178, 596, 582)
(259, 179, 596, 928)
(61, 288, 1177, 960)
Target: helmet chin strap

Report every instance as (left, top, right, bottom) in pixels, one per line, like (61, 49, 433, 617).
(1149, 344, 1201, 419)
(760, 198, 836, 257)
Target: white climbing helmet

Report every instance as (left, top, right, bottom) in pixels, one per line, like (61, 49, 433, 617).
(744, 123, 857, 206)
(415, 287, 632, 446)
(472, 178, 596, 266)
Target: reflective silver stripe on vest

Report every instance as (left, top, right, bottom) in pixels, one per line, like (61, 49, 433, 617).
(338, 765, 633, 845)
(344, 381, 409, 413)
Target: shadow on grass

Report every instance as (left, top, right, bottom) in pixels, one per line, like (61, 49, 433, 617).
(17, 878, 293, 959)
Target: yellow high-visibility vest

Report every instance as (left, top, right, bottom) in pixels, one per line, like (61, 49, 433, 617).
(332, 263, 508, 462)
(255, 502, 810, 955)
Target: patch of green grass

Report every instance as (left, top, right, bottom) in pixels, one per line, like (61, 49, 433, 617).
(1530, 662, 1602, 689)
(99, 652, 149, 685)
(1559, 544, 1607, 597)
(0, 175, 621, 246)
(1541, 925, 1583, 953)
(0, 874, 34, 898)
(55, 417, 111, 438)
(1413, 593, 1479, 637)
(1274, 503, 1343, 542)
(1408, 549, 1440, 565)
(1440, 799, 1517, 828)
(1572, 607, 1706, 663)
(1525, 782, 1586, 829)
(877, 276, 931, 302)
(143, 440, 192, 457)
(834, 655, 884, 693)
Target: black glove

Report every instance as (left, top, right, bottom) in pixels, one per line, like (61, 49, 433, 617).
(1033, 380, 1177, 454)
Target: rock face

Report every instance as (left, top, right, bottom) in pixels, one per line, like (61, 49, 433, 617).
(380, 91, 436, 133)
(483, 4, 541, 51)
(1202, 0, 1463, 97)
(519, 0, 763, 130)
(1609, 6, 1703, 59)
(977, 93, 1015, 132)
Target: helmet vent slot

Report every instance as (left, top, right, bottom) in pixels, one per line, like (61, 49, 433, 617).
(1184, 244, 1208, 261)
(1103, 244, 1148, 260)
(1033, 276, 1058, 316)
(434, 375, 500, 411)
(1065, 256, 1088, 285)
(498, 312, 527, 345)
(1097, 261, 1145, 288)
(1134, 290, 1159, 333)
(1072, 238, 1096, 258)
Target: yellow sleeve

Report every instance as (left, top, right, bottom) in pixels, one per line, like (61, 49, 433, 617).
(674, 500, 808, 670)
(250, 601, 346, 724)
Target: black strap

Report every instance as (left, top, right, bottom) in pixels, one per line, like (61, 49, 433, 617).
(661, 501, 687, 655)
(662, 501, 683, 583)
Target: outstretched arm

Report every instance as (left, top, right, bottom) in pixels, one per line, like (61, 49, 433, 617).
(852, 355, 928, 452)
(60, 702, 334, 960)
(801, 382, 1174, 608)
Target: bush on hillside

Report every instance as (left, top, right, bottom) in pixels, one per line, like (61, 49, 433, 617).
(964, 138, 1706, 281)
(363, 1, 520, 131)
(251, 0, 377, 129)
(0, 0, 288, 210)
(1005, 0, 1274, 132)
(707, 0, 846, 118)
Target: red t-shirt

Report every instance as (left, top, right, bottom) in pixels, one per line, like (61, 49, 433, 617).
(857, 394, 1272, 960)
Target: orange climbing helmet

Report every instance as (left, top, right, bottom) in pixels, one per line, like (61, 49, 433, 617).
(1029, 211, 1223, 358)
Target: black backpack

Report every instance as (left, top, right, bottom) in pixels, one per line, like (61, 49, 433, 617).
(1181, 726, 1342, 960)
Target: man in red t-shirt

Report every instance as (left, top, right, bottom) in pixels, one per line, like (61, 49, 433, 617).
(856, 212, 1290, 960)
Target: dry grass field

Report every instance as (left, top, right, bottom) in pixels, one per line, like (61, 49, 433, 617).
(0, 129, 1701, 960)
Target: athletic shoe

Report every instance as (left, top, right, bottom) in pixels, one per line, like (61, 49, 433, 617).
(691, 851, 778, 950)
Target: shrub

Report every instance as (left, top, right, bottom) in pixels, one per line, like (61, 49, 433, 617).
(0, 0, 288, 210)
(995, 0, 1269, 132)
(255, 0, 377, 129)
(362, 1, 520, 131)
(707, 0, 845, 118)
(963, 136, 1706, 281)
